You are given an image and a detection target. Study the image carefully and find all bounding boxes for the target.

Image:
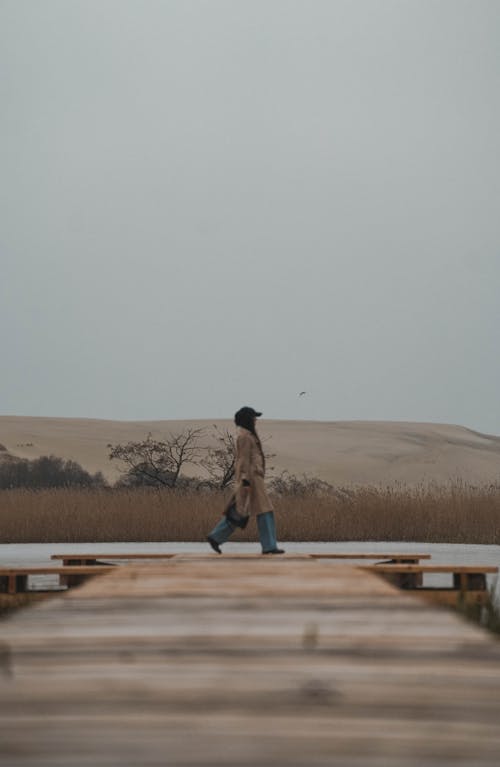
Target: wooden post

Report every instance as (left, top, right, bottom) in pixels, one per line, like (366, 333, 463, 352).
(1, 574, 30, 593)
(453, 572, 487, 591)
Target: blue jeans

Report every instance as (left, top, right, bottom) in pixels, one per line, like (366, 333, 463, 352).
(208, 510, 278, 553)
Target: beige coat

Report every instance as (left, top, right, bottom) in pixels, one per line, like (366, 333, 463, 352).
(235, 427, 274, 517)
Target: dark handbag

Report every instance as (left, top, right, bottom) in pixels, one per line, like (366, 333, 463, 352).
(224, 495, 250, 530)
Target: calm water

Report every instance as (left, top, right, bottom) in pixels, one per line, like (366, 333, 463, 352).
(1, 540, 499, 598)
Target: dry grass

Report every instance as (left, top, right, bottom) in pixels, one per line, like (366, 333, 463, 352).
(0, 482, 500, 544)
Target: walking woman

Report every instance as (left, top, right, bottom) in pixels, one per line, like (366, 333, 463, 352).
(207, 407, 285, 555)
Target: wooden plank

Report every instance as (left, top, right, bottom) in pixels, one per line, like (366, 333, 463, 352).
(51, 553, 315, 561)
(361, 564, 498, 573)
(2, 603, 495, 661)
(311, 553, 431, 561)
(4, 654, 500, 715)
(0, 712, 499, 767)
(51, 554, 177, 565)
(0, 566, 117, 575)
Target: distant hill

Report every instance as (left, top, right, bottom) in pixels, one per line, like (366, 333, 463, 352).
(0, 416, 499, 487)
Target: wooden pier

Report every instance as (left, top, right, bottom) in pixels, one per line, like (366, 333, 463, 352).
(0, 553, 499, 766)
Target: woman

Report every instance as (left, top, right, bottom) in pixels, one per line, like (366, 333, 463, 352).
(207, 406, 285, 555)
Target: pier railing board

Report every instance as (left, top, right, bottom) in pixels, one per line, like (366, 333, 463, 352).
(310, 553, 431, 561)
(51, 554, 177, 566)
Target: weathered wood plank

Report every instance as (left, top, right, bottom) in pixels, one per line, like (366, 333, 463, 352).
(311, 553, 432, 561)
(0, 567, 117, 575)
(1, 712, 499, 767)
(51, 553, 177, 566)
(361, 565, 498, 573)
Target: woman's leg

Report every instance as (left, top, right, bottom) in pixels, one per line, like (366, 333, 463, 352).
(207, 516, 235, 553)
(257, 511, 283, 554)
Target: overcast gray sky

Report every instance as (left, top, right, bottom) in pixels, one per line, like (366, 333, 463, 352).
(1, 0, 499, 433)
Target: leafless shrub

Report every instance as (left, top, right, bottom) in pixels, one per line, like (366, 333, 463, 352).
(108, 429, 205, 488)
(197, 426, 236, 489)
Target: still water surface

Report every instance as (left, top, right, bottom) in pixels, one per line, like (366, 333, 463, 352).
(1, 541, 499, 598)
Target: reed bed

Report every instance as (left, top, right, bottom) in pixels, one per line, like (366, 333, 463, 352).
(0, 482, 499, 543)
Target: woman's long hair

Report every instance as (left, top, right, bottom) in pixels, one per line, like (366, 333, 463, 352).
(234, 409, 266, 472)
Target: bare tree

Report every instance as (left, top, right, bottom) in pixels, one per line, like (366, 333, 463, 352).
(198, 426, 276, 490)
(198, 426, 237, 490)
(108, 428, 205, 488)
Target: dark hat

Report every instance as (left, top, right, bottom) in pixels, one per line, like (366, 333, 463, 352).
(234, 406, 262, 427)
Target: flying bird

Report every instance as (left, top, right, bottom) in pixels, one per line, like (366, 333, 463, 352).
(299, 391, 307, 396)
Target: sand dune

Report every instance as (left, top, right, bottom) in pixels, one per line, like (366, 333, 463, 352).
(1, 416, 500, 486)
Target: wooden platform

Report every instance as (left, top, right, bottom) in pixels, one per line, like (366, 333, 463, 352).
(0, 553, 499, 766)
(51, 551, 432, 565)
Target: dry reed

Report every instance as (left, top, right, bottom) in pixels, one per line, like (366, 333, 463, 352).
(0, 482, 499, 544)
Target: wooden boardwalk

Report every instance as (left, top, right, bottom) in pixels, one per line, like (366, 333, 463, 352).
(0, 553, 500, 766)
